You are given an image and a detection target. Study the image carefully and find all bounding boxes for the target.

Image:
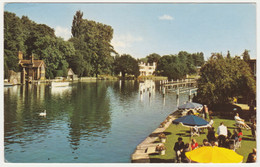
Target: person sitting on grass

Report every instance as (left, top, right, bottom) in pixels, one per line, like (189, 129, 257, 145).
(246, 148, 256, 163)
(174, 137, 185, 163)
(207, 127, 216, 143)
(234, 113, 251, 130)
(211, 139, 218, 147)
(202, 139, 211, 146)
(237, 128, 243, 147)
(191, 138, 199, 150)
(181, 143, 191, 163)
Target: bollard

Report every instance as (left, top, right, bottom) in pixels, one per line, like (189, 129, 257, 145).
(176, 88, 179, 99)
(162, 87, 166, 96)
(189, 89, 192, 102)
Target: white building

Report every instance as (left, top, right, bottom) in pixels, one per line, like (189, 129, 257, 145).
(139, 62, 156, 76)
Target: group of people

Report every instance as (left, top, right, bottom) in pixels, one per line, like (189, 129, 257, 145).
(208, 122, 243, 149)
(173, 137, 213, 163)
(173, 119, 256, 163)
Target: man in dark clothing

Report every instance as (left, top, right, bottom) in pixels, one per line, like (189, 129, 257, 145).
(174, 137, 185, 163)
(207, 127, 216, 143)
(181, 143, 191, 163)
(246, 148, 256, 163)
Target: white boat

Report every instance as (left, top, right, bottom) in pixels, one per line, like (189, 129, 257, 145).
(51, 82, 70, 87)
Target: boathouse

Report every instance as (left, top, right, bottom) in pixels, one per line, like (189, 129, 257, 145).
(67, 68, 78, 80)
(18, 51, 46, 83)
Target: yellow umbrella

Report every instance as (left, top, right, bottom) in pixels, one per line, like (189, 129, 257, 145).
(185, 146, 243, 163)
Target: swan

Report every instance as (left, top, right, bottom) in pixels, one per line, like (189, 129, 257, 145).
(39, 110, 46, 117)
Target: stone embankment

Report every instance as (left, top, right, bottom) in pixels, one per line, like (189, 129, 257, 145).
(131, 111, 179, 163)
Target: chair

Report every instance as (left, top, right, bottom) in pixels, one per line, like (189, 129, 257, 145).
(229, 139, 236, 151)
(191, 126, 200, 137)
(235, 118, 251, 130)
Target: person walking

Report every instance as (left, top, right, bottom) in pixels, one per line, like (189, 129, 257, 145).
(204, 105, 209, 119)
(217, 122, 227, 147)
(174, 137, 185, 163)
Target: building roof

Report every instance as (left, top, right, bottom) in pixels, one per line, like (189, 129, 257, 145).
(19, 60, 45, 68)
(67, 68, 75, 75)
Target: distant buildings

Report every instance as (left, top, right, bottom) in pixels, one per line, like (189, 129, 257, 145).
(139, 62, 156, 76)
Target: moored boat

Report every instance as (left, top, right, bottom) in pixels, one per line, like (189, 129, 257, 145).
(51, 82, 70, 87)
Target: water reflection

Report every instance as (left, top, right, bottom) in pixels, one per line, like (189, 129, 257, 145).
(4, 80, 190, 163)
(4, 82, 112, 157)
(67, 82, 111, 151)
(51, 86, 72, 96)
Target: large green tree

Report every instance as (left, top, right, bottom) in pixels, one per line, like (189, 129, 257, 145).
(70, 11, 115, 77)
(146, 53, 161, 64)
(114, 54, 140, 78)
(71, 10, 84, 38)
(156, 51, 203, 80)
(32, 36, 75, 78)
(196, 54, 256, 106)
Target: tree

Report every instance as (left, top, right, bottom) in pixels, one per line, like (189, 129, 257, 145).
(157, 55, 185, 80)
(32, 36, 74, 78)
(227, 50, 231, 59)
(196, 54, 256, 106)
(71, 10, 84, 38)
(242, 49, 250, 62)
(146, 53, 161, 64)
(70, 11, 115, 77)
(114, 54, 140, 78)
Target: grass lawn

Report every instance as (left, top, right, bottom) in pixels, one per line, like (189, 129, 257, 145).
(149, 116, 256, 163)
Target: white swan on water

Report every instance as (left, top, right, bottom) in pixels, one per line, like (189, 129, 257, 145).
(39, 110, 46, 117)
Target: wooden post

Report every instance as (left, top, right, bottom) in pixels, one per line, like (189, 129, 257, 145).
(163, 87, 166, 97)
(189, 89, 192, 102)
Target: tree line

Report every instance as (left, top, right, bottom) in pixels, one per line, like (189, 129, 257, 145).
(4, 10, 255, 106)
(4, 10, 204, 80)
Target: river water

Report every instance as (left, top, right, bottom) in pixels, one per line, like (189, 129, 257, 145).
(4, 80, 190, 163)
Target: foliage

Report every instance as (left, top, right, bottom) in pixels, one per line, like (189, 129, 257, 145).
(227, 50, 231, 59)
(70, 11, 115, 77)
(196, 53, 256, 106)
(242, 49, 250, 62)
(156, 144, 166, 151)
(158, 133, 166, 139)
(156, 51, 204, 80)
(146, 53, 161, 64)
(4, 11, 72, 79)
(71, 10, 84, 38)
(114, 54, 140, 78)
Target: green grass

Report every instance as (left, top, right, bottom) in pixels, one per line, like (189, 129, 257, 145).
(149, 116, 256, 163)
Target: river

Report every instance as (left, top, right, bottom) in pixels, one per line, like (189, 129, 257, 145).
(4, 80, 190, 163)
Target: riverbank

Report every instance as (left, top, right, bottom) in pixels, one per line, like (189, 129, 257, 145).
(131, 110, 180, 163)
(131, 102, 256, 163)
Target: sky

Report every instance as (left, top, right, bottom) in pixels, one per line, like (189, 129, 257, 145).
(4, 2, 256, 59)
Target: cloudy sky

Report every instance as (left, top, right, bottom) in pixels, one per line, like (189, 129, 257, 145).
(4, 3, 256, 59)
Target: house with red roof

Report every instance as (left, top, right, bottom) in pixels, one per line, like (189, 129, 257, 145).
(18, 51, 46, 83)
